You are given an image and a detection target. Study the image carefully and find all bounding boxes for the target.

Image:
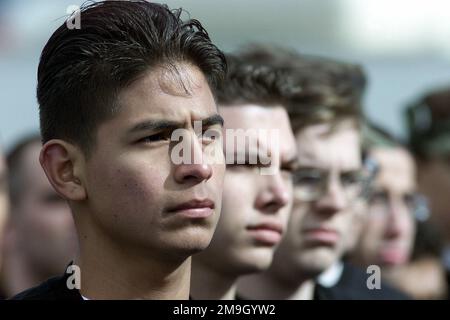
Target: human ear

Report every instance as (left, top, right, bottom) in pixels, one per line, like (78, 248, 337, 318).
(39, 139, 87, 201)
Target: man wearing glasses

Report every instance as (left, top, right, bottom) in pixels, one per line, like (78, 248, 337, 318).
(237, 53, 408, 299)
(351, 123, 447, 299)
(352, 124, 418, 271)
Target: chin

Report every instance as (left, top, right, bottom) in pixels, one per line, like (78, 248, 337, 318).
(164, 241, 212, 261)
(179, 229, 216, 253)
(299, 249, 338, 275)
(239, 248, 274, 273)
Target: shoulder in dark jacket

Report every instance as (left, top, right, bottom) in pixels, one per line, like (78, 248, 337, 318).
(315, 263, 411, 300)
(11, 263, 82, 300)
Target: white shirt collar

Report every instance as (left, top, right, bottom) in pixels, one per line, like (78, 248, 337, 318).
(316, 261, 344, 288)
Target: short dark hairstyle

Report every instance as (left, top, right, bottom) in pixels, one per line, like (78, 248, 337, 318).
(216, 45, 366, 132)
(6, 134, 42, 207)
(405, 86, 450, 158)
(215, 53, 294, 108)
(38, 0, 226, 155)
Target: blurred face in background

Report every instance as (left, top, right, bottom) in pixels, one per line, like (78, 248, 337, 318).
(416, 158, 450, 242)
(195, 105, 297, 274)
(355, 147, 416, 267)
(0, 150, 9, 268)
(8, 141, 78, 276)
(272, 119, 362, 277)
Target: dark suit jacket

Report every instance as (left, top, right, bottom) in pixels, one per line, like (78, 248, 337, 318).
(11, 263, 83, 300)
(314, 263, 411, 300)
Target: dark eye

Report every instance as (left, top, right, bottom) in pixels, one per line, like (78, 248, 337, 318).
(369, 191, 388, 204)
(226, 155, 261, 170)
(138, 132, 171, 143)
(202, 129, 221, 143)
(341, 172, 363, 185)
(293, 171, 323, 186)
(281, 161, 297, 174)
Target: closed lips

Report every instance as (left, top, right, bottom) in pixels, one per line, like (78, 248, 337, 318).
(302, 227, 340, 244)
(167, 199, 215, 218)
(246, 222, 284, 245)
(168, 199, 215, 212)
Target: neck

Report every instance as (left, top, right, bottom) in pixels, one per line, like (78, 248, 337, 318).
(236, 266, 314, 300)
(76, 217, 191, 300)
(190, 258, 237, 300)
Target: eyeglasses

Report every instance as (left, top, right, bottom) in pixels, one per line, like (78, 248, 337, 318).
(368, 192, 430, 221)
(292, 159, 377, 202)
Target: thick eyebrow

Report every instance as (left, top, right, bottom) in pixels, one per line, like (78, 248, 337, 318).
(128, 114, 224, 135)
(296, 166, 325, 171)
(341, 169, 363, 175)
(128, 120, 182, 134)
(294, 167, 361, 175)
(282, 156, 299, 170)
(201, 114, 224, 128)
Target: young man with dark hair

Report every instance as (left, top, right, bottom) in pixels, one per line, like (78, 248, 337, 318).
(190, 52, 298, 299)
(237, 50, 408, 299)
(1, 134, 78, 298)
(13, 0, 226, 300)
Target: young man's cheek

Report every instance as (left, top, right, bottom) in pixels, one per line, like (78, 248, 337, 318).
(91, 159, 164, 211)
(223, 172, 261, 218)
(213, 164, 226, 195)
(206, 146, 226, 187)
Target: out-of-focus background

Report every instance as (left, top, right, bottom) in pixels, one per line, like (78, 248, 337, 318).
(1, 0, 450, 148)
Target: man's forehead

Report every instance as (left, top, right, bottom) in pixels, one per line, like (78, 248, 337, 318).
(220, 105, 297, 156)
(296, 123, 361, 169)
(112, 65, 216, 126)
(372, 147, 414, 170)
(372, 148, 416, 189)
(156, 64, 202, 97)
(220, 104, 288, 128)
(124, 63, 206, 97)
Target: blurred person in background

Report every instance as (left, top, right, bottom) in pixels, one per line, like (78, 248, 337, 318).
(0, 144, 9, 298)
(0, 134, 78, 298)
(406, 86, 450, 299)
(401, 219, 448, 299)
(350, 123, 447, 299)
(190, 51, 298, 300)
(237, 50, 408, 299)
(351, 124, 417, 273)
